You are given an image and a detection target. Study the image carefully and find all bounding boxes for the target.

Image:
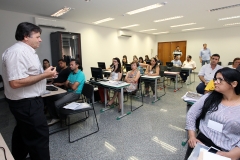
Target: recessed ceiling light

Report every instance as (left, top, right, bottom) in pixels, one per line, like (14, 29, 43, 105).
(93, 18, 114, 24)
(139, 29, 157, 32)
(219, 15, 240, 21)
(170, 23, 196, 28)
(85, 0, 90, 2)
(152, 31, 169, 34)
(121, 24, 139, 29)
(154, 16, 183, 22)
(126, 3, 164, 15)
(51, 7, 72, 17)
(182, 27, 205, 31)
(224, 22, 240, 26)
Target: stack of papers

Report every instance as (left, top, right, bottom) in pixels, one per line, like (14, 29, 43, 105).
(63, 102, 91, 110)
(182, 91, 202, 102)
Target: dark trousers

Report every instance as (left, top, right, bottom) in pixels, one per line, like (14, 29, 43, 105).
(144, 80, 155, 94)
(196, 82, 206, 94)
(184, 132, 222, 160)
(6, 97, 50, 160)
(47, 92, 80, 119)
(180, 71, 189, 81)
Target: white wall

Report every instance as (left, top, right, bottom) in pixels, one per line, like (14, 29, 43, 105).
(156, 27, 240, 72)
(0, 9, 156, 79)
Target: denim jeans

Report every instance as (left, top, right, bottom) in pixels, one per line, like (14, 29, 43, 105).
(202, 60, 210, 66)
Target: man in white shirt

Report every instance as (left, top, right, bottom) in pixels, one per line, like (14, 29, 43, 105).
(2, 22, 56, 160)
(196, 54, 223, 94)
(180, 55, 196, 82)
(171, 55, 182, 67)
(172, 46, 182, 59)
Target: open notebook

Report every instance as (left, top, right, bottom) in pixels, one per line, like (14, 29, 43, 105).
(63, 102, 91, 110)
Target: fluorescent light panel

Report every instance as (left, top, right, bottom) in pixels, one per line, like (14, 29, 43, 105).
(93, 18, 114, 24)
(224, 22, 240, 26)
(126, 3, 163, 15)
(171, 23, 196, 28)
(139, 29, 157, 32)
(152, 31, 169, 34)
(219, 15, 240, 21)
(121, 24, 139, 29)
(51, 7, 72, 17)
(182, 27, 204, 31)
(154, 16, 183, 22)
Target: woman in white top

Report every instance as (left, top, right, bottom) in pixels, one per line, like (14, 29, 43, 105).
(185, 68, 240, 160)
(107, 57, 123, 112)
(228, 57, 240, 69)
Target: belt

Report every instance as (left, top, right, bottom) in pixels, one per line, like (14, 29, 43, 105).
(6, 96, 42, 103)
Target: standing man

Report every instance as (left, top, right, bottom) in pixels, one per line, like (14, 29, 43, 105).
(196, 54, 222, 94)
(2, 22, 56, 160)
(173, 46, 182, 59)
(199, 43, 211, 66)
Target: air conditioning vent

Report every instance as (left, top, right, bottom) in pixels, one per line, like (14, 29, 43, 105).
(209, 4, 240, 12)
(38, 25, 65, 30)
(118, 30, 132, 38)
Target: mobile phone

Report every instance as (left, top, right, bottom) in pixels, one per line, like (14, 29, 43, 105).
(208, 146, 219, 154)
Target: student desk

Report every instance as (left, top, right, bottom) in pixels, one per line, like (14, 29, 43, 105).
(181, 67, 195, 85)
(42, 86, 67, 97)
(164, 71, 180, 91)
(140, 75, 161, 103)
(0, 133, 14, 160)
(89, 80, 130, 120)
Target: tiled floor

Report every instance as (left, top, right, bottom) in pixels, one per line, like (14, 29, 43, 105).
(0, 74, 200, 160)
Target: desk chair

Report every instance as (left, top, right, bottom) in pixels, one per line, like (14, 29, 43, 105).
(228, 62, 233, 65)
(158, 66, 167, 97)
(60, 83, 99, 143)
(124, 78, 143, 112)
(217, 62, 221, 65)
(0, 75, 5, 101)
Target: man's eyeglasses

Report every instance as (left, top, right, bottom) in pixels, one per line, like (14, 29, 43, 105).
(213, 78, 225, 83)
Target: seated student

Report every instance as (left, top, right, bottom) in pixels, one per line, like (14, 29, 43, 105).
(124, 61, 141, 92)
(228, 57, 240, 69)
(43, 59, 50, 70)
(133, 57, 148, 74)
(47, 59, 85, 125)
(185, 68, 240, 160)
(155, 55, 162, 65)
(171, 55, 182, 67)
(105, 57, 123, 112)
(180, 55, 196, 82)
(52, 59, 71, 89)
(105, 61, 140, 112)
(144, 55, 150, 63)
(144, 57, 160, 97)
(122, 55, 128, 73)
(196, 54, 222, 94)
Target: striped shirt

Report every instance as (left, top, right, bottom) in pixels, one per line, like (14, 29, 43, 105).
(186, 93, 240, 151)
(2, 41, 46, 100)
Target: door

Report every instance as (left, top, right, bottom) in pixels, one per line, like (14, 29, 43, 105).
(158, 41, 187, 65)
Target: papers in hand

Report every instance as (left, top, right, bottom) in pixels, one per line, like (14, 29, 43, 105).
(182, 91, 202, 102)
(63, 102, 91, 110)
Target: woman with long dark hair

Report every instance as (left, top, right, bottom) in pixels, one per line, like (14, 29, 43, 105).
(122, 55, 128, 73)
(144, 57, 159, 97)
(106, 57, 123, 112)
(185, 67, 240, 160)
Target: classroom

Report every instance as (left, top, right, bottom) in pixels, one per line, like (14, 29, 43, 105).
(0, 0, 240, 160)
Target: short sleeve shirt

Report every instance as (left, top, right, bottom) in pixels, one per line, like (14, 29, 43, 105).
(199, 48, 211, 60)
(182, 60, 196, 68)
(2, 42, 46, 100)
(171, 60, 182, 67)
(67, 70, 85, 94)
(198, 64, 223, 82)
